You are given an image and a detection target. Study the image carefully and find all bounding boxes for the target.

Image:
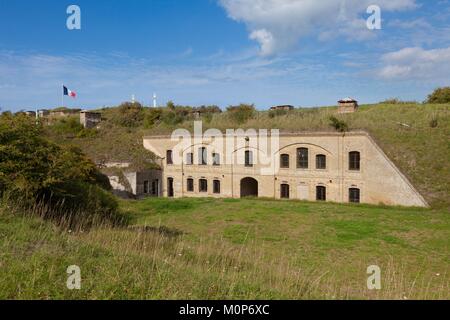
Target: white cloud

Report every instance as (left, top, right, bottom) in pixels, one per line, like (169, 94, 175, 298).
(379, 46, 450, 79)
(0, 51, 325, 109)
(219, 0, 417, 56)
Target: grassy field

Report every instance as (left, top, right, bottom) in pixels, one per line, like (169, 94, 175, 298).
(1, 197, 448, 299)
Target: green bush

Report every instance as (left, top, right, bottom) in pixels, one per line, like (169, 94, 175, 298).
(112, 102, 144, 127)
(161, 110, 184, 126)
(426, 87, 450, 104)
(226, 104, 255, 124)
(50, 116, 84, 136)
(144, 108, 163, 128)
(0, 113, 123, 228)
(329, 116, 349, 132)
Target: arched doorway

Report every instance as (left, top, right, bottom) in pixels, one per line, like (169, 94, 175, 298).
(240, 177, 258, 198)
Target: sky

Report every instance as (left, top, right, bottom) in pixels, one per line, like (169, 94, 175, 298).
(0, 0, 449, 111)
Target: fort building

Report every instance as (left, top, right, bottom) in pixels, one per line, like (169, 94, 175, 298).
(80, 110, 102, 129)
(143, 131, 428, 207)
(338, 98, 359, 113)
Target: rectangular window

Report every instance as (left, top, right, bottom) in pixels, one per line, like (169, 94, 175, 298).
(199, 147, 207, 165)
(151, 180, 158, 195)
(212, 153, 220, 166)
(144, 180, 149, 194)
(187, 178, 194, 192)
(349, 151, 361, 171)
(297, 148, 309, 169)
(186, 153, 193, 165)
(349, 188, 360, 203)
(280, 154, 290, 168)
(316, 154, 326, 169)
(280, 184, 290, 199)
(166, 150, 173, 165)
(213, 180, 221, 194)
(316, 186, 326, 201)
(245, 150, 253, 167)
(199, 179, 208, 192)
(167, 178, 174, 197)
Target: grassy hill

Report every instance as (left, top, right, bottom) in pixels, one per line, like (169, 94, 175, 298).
(44, 102, 450, 209)
(1, 197, 448, 299)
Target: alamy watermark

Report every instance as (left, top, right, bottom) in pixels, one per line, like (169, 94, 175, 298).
(171, 121, 280, 176)
(367, 5, 382, 30)
(66, 265, 81, 290)
(367, 265, 381, 290)
(66, 5, 81, 30)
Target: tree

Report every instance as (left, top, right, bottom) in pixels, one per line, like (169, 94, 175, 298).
(0, 113, 122, 228)
(426, 87, 450, 104)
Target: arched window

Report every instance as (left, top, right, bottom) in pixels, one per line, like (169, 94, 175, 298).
(297, 148, 309, 169)
(316, 186, 326, 201)
(186, 178, 194, 192)
(245, 150, 253, 167)
(349, 188, 360, 203)
(280, 154, 290, 168)
(316, 154, 326, 169)
(280, 184, 290, 199)
(349, 151, 361, 171)
(166, 150, 173, 165)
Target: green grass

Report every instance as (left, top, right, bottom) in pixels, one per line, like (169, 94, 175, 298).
(2, 197, 448, 299)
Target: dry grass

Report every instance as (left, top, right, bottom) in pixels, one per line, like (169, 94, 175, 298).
(1, 197, 448, 300)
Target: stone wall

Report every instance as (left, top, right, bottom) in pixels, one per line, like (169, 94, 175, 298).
(143, 132, 428, 207)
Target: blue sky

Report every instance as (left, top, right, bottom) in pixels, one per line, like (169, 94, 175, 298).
(0, 0, 449, 111)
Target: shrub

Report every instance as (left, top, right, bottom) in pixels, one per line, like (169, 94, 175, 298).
(426, 87, 450, 104)
(329, 116, 349, 132)
(50, 116, 84, 136)
(226, 104, 255, 124)
(0, 113, 123, 228)
(144, 108, 163, 128)
(161, 110, 184, 126)
(112, 102, 144, 127)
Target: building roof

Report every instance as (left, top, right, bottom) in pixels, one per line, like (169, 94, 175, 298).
(338, 97, 358, 103)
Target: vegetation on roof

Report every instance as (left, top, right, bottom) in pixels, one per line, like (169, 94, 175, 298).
(37, 96, 449, 209)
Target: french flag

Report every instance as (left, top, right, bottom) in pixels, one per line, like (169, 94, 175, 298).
(63, 85, 77, 98)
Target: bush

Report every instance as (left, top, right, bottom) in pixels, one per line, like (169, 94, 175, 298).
(144, 108, 163, 128)
(50, 116, 84, 136)
(112, 102, 144, 127)
(161, 110, 184, 126)
(329, 116, 349, 132)
(426, 87, 450, 104)
(0, 113, 123, 228)
(226, 104, 255, 124)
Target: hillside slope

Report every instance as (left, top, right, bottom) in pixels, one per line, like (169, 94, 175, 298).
(44, 103, 450, 208)
(1, 198, 448, 299)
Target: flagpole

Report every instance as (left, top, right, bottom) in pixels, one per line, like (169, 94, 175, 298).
(61, 83, 64, 107)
